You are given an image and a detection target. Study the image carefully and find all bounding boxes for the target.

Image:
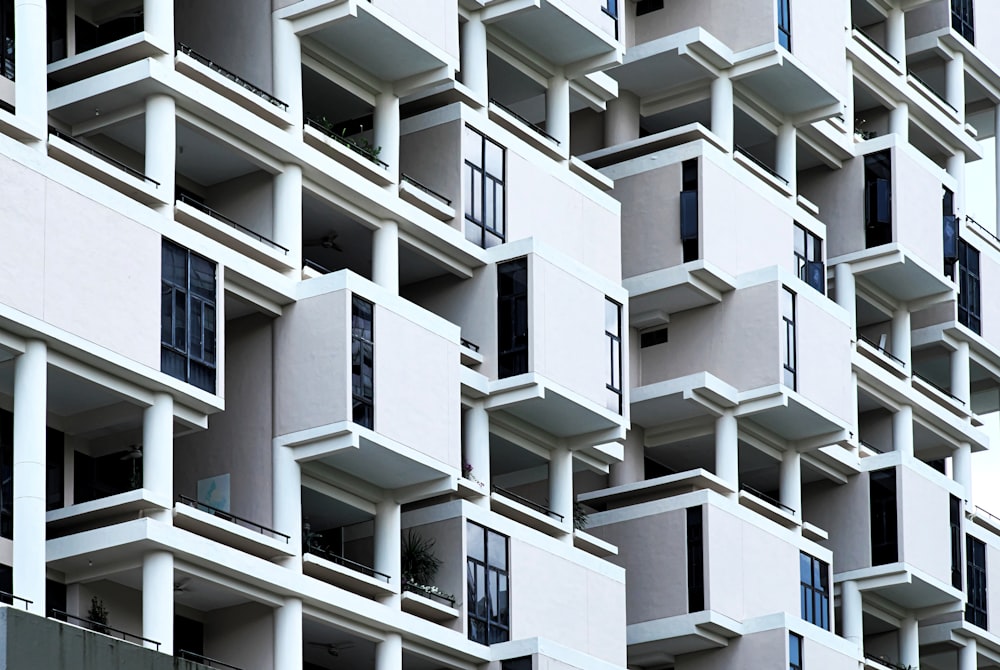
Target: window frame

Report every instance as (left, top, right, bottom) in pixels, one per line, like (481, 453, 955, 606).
(799, 552, 830, 630)
(966, 534, 987, 628)
(497, 258, 529, 379)
(687, 506, 705, 612)
(351, 295, 375, 430)
(777, 0, 791, 51)
(958, 239, 981, 334)
(464, 126, 506, 249)
(467, 521, 511, 645)
(781, 287, 797, 391)
(952, 0, 975, 43)
(605, 298, 623, 415)
(870, 467, 899, 565)
(794, 223, 825, 294)
(161, 239, 217, 394)
(789, 632, 803, 670)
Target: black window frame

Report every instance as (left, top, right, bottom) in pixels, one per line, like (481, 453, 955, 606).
(864, 151, 892, 248)
(352, 295, 375, 430)
(602, 0, 618, 39)
(794, 223, 825, 294)
(687, 506, 705, 612)
(951, 495, 963, 590)
(781, 287, 797, 391)
(966, 534, 987, 628)
(789, 632, 803, 670)
(498, 258, 529, 379)
(870, 468, 898, 565)
(605, 297, 623, 415)
(161, 239, 217, 394)
(777, 0, 791, 51)
(944, 187, 959, 277)
(958, 239, 981, 334)
(467, 521, 510, 645)
(952, 0, 975, 43)
(464, 126, 506, 249)
(681, 159, 699, 263)
(635, 0, 664, 16)
(0, 0, 13, 81)
(800, 552, 830, 630)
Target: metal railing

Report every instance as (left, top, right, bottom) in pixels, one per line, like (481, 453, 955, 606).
(303, 259, 334, 275)
(491, 484, 565, 522)
(305, 543, 391, 583)
(401, 173, 452, 206)
(864, 652, 911, 670)
(966, 215, 1000, 246)
(740, 483, 795, 514)
(304, 117, 389, 168)
(735, 145, 789, 185)
(178, 193, 289, 254)
(461, 338, 480, 353)
(178, 495, 290, 543)
(177, 43, 288, 111)
(49, 128, 160, 186)
(403, 581, 457, 607)
(0, 591, 31, 610)
(912, 371, 965, 405)
(908, 69, 957, 112)
(859, 439, 885, 454)
(177, 650, 243, 670)
(975, 506, 1000, 527)
(49, 609, 160, 649)
(489, 98, 561, 145)
(858, 335, 905, 365)
(852, 25, 899, 64)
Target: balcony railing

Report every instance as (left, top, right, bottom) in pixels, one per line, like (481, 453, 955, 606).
(303, 258, 334, 275)
(177, 43, 288, 111)
(491, 484, 565, 522)
(0, 591, 32, 610)
(913, 371, 965, 405)
(49, 609, 160, 649)
(178, 495, 290, 543)
(403, 581, 457, 607)
(489, 98, 561, 145)
(735, 145, 788, 185)
(305, 117, 389, 168)
(908, 69, 957, 113)
(740, 483, 795, 514)
(865, 652, 911, 670)
(852, 24, 899, 64)
(859, 439, 886, 454)
(859, 335, 905, 365)
(178, 193, 289, 254)
(401, 173, 452, 206)
(967, 215, 1000, 246)
(49, 128, 160, 186)
(177, 650, 243, 670)
(304, 544, 391, 583)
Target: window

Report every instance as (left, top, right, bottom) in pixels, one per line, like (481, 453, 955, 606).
(781, 288, 796, 390)
(464, 126, 505, 248)
(1, 0, 12, 81)
(680, 159, 699, 262)
(501, 658, 531, 670)
(864, 151, 892, 248)
(958, 240, 981, 334)
(605, 298, 623, 414)
(777, 0, 791, 50)
(640, 327, 669, 348)
(966, 535, 987, 628)
(498, 258, 529, 378)
(951, 495, 963, 590)
(870, 468, 898, 565)
(944, 188, 959, 277)
(352, 296, 374, 429)
(687, 506, 704, 612)
(635, 0, 664, 16)
(161, 240, 217, 393)
(602, 0, 618, 39)
(467, 522, 510, 644)
(800, 553, 830, 630)
(952, 0, 975, 43)
(794, 224, 825, 294)
(789, 632, 803, 670)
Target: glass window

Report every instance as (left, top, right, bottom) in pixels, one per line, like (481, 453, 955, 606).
(352, 296, 375, 429)
(966, 535, 988, 628)
(681, 159, 699, 263)
(687, 506, 704, 612)
(952, 0, 975, 43)
(951, 495, 963, 589)
(605, 298, 623, 414)
(870, 468, 898, 565)
(777, 0, 791, 50)
(498, 258, 529, 378)
(781, 288, 796, 390)
(467, 522, 510, 645)
(0, 0, 13, 81)
(958, 240, 981, 334)
(161, 240, 217, 393)
(789, 632, 802, 670)
(794, 224, 825, 294)
(799, 553, 830, 630)
(465, 126, 506, 248)
(864, 151, 892, 248)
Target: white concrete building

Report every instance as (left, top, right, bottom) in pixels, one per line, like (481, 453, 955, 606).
(0, 1, 997, 670)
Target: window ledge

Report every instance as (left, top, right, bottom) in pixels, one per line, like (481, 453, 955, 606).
(401, 591, 460, 622)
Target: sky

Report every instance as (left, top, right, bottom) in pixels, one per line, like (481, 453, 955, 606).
(961, 138, 1000, 512)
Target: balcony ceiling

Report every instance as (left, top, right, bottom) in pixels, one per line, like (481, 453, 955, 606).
(734, 54, 840, 118)
(610, 48, 712, 99)
(486, 2, 619, 68)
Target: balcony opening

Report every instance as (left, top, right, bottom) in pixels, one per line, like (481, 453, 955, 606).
(642, 434, 712, 482)
(853, 80, 892, 142)
(908, 54, 952, 113)
(912, 422, 955, 475)
(301, 191, 373, 279)
(857, 389, 894, 456)
(72, 2, 142, 56)
(302, 65, 382, 167)
(301, 485, 385, 588)
(486, 52, 552, 143)
(851, 0, 892, 63)
(912, 343, 959, 403)
(638, 98, 710, 140)
(46, 114, 161, 194)
(302, 617, 374, 670)
(855, 295, 904, 366)
(734, 108, 782, 186)
(489, 435, 562, 525)
(861, 613, 909, 670)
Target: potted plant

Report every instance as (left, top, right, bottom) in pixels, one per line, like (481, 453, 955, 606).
(401, 530, 455, 607)
(87, 596, 109, 634)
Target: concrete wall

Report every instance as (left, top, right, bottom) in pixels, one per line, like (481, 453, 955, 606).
(400, 120, 463, 234)
(799, 159, 865, 259)
(790, 0, 847, 99)
(616, 162, 684, 279)
(175, 314, 275, 527)
(207, 172, 275, 244)
(893, 145, 946, 269)
(374, 0, 459, 60)
(0, 154, 161, 370)
(625, 0, 774, 51)
(979, 246, 1000, 347)
(796, 288, 853, 424)
(802, 476, 871, 573)
(905, 2, 948, 38)
(204, 602, 274, 670)
(898, 464, 951, 584)
(176, 0, 273, 90)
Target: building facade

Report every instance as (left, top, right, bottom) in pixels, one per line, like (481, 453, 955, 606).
(0, 1, 996, 670)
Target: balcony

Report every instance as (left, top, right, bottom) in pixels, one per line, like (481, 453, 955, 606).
(173, 496, 293, 561)
(174, 194, 292, 271)
(303, 545, 394, 599)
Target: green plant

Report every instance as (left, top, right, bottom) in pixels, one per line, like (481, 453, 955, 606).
(401, 530, 442, 587)
(315, 116, 382, 162)
(87, 596, 109, 634)
(574, 501, 589, 531)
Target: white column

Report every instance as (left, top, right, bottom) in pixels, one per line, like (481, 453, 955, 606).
(954, 442, 972, 500)
(605, 90, 640, 147)
(372, 220, 399, 294)
(946, 51, 966, 123)
(273, 17, 303, 133)
(143, 392, 173, 522)
(893, 405, 914, 457)
(886, 6, 906, 66)
(12, 340, 46, 615)
(374, 91, 400, 180)
(844, 59, 855, 134)
(460, 13, 488, 102)
(834, 264, 856, 333)
(841, 580, 863, 651)
(462, 403, 490, 502)
(546, 72, 570, 150)
(889, 101, 909, 141)
(142, 550, 173, 653)
(711, 75, 734, 151)
(14, 0, 47, 139)
(715, 410, 738, 495)
(274, 164, 303, 272)
(780, 449, 801, 520)
(374, 498, 401, 604)
(959, 638, 978, 670)
(891, 306, 911, 369)
(776, 122, 797, 193)
(144, 0, 173, 63)
(145, 94, 176, 208)
(949, 150, 967, 220)
(273, 446, 302, 565)
(850, 371, 860, 455)
(610, 426, 645, 487)
(549, 447, 574, 539)
(995, 108, 1000, 238)
(375, 632, 402, 670)
(273, 597, 303, 670)
(951, 340, 971, 406)
(899, 616, 919, 669)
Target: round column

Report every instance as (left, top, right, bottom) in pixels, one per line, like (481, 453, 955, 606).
(460, 14, 488, 102)
(549, 446, 574, 539)
(372, 220, 399, 294)
(711, 75, 734, 151)
(142, 550, 174, 653)
(374, 498, 401, 605)
(143, 392, 174, 522)
(715, 410, 738, 495)
(13, 340, 46, 615)
(274, 597, 303, 669)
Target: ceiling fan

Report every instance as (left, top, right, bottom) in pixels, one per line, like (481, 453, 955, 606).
(306, 641, 355, 657)
(304, 232, 342, 252)
(173, 578, 193, 593)
(119, 445, 142, 461)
